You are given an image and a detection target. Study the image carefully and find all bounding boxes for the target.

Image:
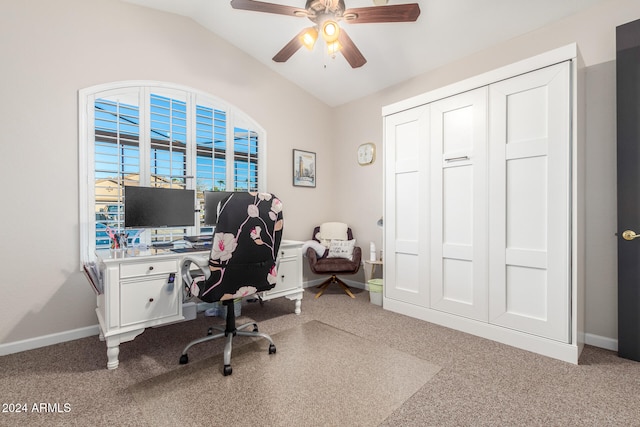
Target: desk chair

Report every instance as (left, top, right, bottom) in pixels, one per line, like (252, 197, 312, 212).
(180, 192, 283, 376)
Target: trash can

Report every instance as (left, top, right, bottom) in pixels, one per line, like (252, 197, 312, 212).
(368, 279, 383, 306)
(203, 298, 242, 318)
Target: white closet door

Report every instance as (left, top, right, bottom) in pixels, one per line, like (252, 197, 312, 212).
(488, 61, 571, 342)
(430, 88, 488, 321)
(384, 106, 430, 306)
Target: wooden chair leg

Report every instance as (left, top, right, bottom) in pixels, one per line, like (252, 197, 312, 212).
(338, 282, 356, 298)
(336, 277, 356, 298)
(314, 277, 333, 298)
(314, 286, 327, 299)
(314, 275, 356, 299)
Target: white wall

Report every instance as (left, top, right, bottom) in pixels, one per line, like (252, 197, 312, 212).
(333, 0, 640, 347)
(0, 0, 334, 345)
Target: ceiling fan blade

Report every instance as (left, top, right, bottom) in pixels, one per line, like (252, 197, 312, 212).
(272, 28, 310, 63)
(337, 29, 366, 68)
(230, 0, 308, 17)
(343, 3, 420, 24)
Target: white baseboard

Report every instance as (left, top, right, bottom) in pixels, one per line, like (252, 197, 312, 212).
(584, 333, 618, 352)
(0, 325, 100, 356)
(303, 278, 324, 288)
(342, 279, 365, 290)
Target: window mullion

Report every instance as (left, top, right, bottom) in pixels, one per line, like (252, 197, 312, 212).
(226, 111, 235, 191)
(139, 87, 151, 187)
(186, 92, 198, 234)
(258, 133, 266, 192)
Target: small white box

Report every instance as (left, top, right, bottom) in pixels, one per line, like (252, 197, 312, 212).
(182, 301, 197, 321)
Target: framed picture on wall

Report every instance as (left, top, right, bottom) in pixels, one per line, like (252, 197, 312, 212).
(293, 149, 316, 187)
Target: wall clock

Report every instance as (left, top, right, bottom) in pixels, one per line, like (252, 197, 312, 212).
(357, 142, 376, 166)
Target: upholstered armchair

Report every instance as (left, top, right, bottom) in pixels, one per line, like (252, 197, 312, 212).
(306, 222, 361, 298)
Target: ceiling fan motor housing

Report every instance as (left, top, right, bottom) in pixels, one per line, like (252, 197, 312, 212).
(305, 0, 346, 19)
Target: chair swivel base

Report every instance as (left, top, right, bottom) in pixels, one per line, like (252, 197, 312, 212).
(314, 274, 356, 299)
(179, 301, 276, 376)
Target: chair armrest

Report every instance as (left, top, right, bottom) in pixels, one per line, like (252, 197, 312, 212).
(341, 246, 362, 273)
(352, 246, 362, 265)
(306, 246, 320, 264)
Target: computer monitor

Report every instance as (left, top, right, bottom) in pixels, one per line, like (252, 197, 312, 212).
(124, 186, 195, 228)
(203, 191, 232, 226)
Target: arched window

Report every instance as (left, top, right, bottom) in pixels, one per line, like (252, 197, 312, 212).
(79, 81, 266, 263)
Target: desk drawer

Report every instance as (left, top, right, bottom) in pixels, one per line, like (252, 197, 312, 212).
(120, 259, 177, 279)
(268, 257, 299, 295)
(120, 276, 179, 326)
(278, 246, 298, 260)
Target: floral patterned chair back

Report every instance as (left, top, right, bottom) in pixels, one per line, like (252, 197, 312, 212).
(193, 192, 284, 303)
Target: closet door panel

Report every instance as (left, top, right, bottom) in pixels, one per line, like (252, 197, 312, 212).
(430, 88, 488, 321)
(394, 173, 420, 294)
(384, 106, 430, 306)
(444, 166, 473, 244)
(488, 61, 571, 342)
(507, 156, 548, 250)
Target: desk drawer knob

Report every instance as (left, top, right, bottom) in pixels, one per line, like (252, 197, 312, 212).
(148, 266, 154, 271)
(149, 298, 154, 303)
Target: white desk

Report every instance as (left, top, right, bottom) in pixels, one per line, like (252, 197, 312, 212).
(89, 240, 304, 369)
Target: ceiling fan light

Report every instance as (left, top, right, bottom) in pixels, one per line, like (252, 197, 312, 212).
(322, 20, 340, 43)
(327, 40, 342, 55)
(300, 28, 318, 50)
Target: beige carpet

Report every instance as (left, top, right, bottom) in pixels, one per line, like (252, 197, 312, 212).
(129, 320, 440, 427)
(3, 289, 640, 426)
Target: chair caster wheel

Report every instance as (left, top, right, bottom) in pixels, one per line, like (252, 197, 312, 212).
(269, 344, 276, 354)
(253, 324, 259, 333)
(223, 365, 232, 376)
(207, 328, 213, 336)
(179, 354, 189, 364)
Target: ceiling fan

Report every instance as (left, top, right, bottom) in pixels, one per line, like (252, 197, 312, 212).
(229, 0, 421, 68)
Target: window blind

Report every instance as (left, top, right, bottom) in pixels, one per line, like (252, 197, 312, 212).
(79, 82, 266, 263)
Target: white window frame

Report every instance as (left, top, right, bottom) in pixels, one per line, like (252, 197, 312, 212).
(78, 81, 267, 265)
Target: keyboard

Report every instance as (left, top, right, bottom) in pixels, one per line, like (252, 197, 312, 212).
(172, 247, 210, 253)
(185, 235, 213, 243)
(151, 242, 174, 248)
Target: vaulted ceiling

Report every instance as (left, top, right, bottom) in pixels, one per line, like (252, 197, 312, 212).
(121, 0, 607, 106)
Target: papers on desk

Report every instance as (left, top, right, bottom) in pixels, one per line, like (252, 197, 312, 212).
(83, 262, 103, 294)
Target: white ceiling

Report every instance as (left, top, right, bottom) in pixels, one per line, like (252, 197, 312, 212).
(121, 0, 606, 107)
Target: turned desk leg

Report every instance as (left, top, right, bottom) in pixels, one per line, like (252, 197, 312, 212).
(286, 292, 303, 315)
(106, 343, 120, 370)
(103, 328, 145, 370)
